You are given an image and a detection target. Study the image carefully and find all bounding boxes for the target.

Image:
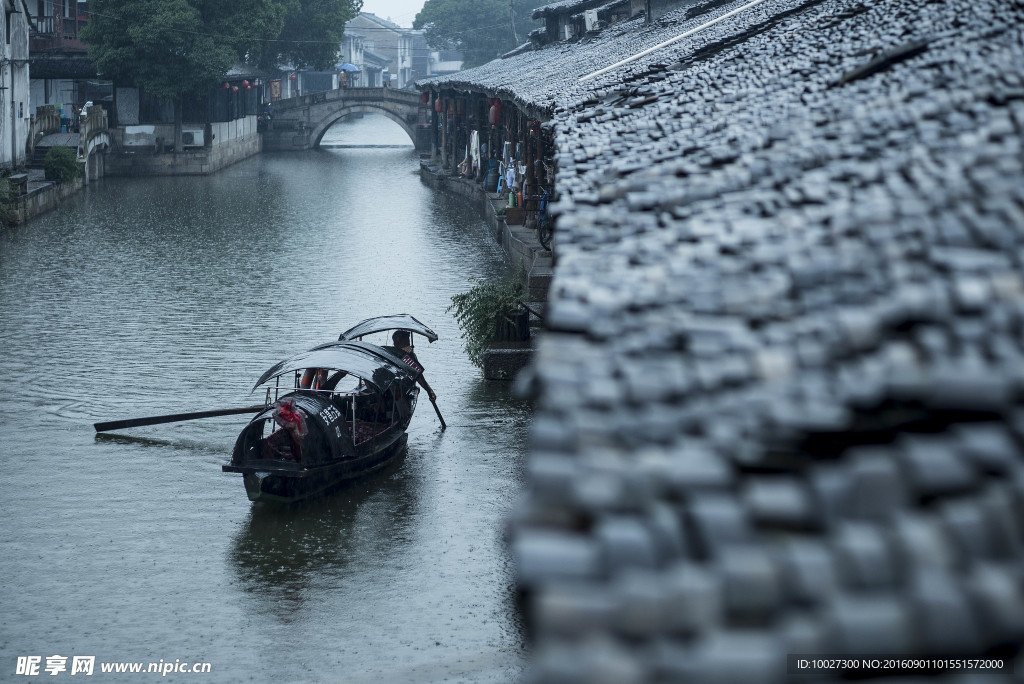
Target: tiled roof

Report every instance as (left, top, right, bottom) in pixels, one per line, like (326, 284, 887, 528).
(417, 0, 793, 112)
(430, 0, 1024, 678)
(532, 0, 619, 19)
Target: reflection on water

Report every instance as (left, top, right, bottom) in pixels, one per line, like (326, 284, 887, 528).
(231, 457, 411, 623)
(0, 115, 528, 682)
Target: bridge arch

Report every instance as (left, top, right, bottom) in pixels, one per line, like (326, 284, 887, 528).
(263, 88, 430, 153)
(310, 104, 418, 148)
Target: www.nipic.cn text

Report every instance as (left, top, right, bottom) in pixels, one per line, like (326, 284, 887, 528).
(15, 656, 212, 677)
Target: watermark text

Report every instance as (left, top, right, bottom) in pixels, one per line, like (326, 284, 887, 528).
(16, 656, 212, 677)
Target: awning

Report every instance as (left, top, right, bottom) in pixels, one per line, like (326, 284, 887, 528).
(338, 315, 438, 343)
(253, 342, 415, 392)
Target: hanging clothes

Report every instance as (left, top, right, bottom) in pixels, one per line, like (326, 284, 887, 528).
(504, 162, 517, 194)
(469, 130, 481, 172)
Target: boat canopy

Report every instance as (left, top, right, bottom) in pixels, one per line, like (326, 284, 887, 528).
(338, 314, 438, 343)
(311, 339, 426, 380)
(253, 341, 416, 392)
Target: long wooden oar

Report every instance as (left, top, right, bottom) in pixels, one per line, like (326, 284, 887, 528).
(94, 405, 267, 432)
(429, 398, 447, 430)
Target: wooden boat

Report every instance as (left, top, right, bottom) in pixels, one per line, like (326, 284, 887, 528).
(222, 315, 438, 503)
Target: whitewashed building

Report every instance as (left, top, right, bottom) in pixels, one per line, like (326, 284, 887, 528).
(1, 0, 31, 169)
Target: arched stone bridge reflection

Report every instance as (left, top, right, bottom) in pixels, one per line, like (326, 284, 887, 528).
(262, 88, 432, 152)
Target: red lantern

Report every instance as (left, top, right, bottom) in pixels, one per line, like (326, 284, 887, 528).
(434, 97, 442, 113)
(245, 85, 251, 91)
(222, 82, 230, 89)
(242, 79, 249, 87)
(289, 74, 296, 81)
(232, 86, 239, 93)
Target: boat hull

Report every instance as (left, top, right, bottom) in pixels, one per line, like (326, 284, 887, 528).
(225, 432, 408, 503)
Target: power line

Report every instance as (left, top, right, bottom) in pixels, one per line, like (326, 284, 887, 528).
(73, 8, 535, 46)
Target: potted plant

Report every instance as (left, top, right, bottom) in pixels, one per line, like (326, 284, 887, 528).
(448, 276, 528, 368)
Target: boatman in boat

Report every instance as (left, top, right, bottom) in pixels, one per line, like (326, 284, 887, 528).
(385, 330, 437, 404)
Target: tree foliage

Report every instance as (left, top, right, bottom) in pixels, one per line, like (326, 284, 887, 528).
(447, 276, 526, 368)
(81, 0, 284, 101)
(253, 0, 364, 71)
(414, 0, 548, 68)
(82, 0, 363, 99)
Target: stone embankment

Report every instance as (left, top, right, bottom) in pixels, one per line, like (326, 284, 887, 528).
(7, 169, 83, 225)
(428, 0, 1024, 680)
(106, 116, 261, 177)
(419, 160, 551, 380)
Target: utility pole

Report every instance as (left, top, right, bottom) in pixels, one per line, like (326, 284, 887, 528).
(510, 0, 519, 45)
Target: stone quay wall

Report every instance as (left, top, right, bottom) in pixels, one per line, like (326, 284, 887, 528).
(425, 0, 1024, 680)
(419, 160, 551, 296)
(8, 176, 84, 225)
(106, 116, 261, 177)
(419, 161, 551, 380)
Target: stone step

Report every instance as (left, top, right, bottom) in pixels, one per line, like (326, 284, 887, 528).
(482, 341, 533, 381)
(29, 143, 77, 169)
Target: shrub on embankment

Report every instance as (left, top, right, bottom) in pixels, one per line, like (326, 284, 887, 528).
(448, 276, 527, 368)
(44, 147, 81, 184)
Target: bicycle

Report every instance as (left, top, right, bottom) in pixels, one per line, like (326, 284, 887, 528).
(536, 188, 552, 251)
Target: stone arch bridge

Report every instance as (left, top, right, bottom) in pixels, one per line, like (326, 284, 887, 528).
(261, 87, 432, 152)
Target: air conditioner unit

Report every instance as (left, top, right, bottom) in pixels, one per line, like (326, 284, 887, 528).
(584, 9, 599, 32)
(181, 128, 205, 148)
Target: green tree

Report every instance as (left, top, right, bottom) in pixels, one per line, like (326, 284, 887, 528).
(414, 0, 546, 68)
(251, 0, 363, 71)
(82, 0, 284, 151)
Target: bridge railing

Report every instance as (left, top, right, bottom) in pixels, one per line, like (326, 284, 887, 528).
(80, 106, 109, 146)
(273, 87, 421, 111)
(30, 105, 61, 138)
(27, 105, 62, 156)
(78, 105, 109, 159)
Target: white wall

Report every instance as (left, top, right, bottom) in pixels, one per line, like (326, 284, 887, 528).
(119, 116, 258, 149)
(1, 0, 32, 169)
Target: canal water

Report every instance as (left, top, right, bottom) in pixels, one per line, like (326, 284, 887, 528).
(0, 117, 530, 682)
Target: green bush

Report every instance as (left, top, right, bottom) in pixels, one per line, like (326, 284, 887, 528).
(447, 276, 525, 368)
(44, 146, 81, 183)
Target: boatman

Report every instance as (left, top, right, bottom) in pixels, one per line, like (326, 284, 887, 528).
(386, 330, 436, 404)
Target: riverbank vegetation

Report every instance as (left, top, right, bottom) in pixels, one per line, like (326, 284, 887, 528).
(448, 276, 526, 368)
(43, 148, 82, 184)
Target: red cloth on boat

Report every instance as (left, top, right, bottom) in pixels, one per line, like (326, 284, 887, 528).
(274, 401, 308, 438)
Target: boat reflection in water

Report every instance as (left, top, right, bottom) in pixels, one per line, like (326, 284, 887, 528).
(229, 456, 414, 623)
